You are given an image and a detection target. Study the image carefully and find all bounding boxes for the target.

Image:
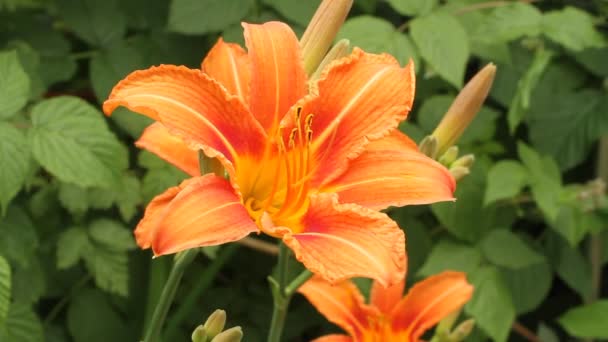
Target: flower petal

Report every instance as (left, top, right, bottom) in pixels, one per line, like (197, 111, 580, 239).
(390, 271, 474, 340)
(370, 277, 405, 315)
(151, 174, 258, 256)
(283, 193, 406, 286)
(243, 21, 307, 133)
(103, 65, 267, 176)
(134, 184, 182, 249)
(284, 49, 415, 187)
(136, 122, 199, 176)
(323, 130, 456, 210)
(298, 276, 371, 339)
(312, 335, 353, 342)
(202, 38, 251, 104)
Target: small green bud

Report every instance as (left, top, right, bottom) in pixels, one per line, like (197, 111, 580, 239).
(204, 310, 226, 339)
(451, 154, 475, 169)
(438, 146, 459, 166)
(448, 319, 475, 341)
(211, 326, 243, 342)
(449, 166, 470, 182)
(419, 135, 439, 159)
(191, 325, 208, 342)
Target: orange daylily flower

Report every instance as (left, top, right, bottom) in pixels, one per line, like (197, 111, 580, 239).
(299, 271, 474, 342)
(103, 21, 455, 286)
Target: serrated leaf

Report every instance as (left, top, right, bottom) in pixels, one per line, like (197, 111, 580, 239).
(58, 183, 90, 215)
(56, 227, 90, 269)
(0, 255, 10, 328)
(411, 12, 469, 87)
(56, 0, 126, 46)
(387, 0, 436, 16)
(417, 239, 482, 277)
(84, 248, 129, 296)
(337, 16, 419, 68)
(481, 230, 545, 269)
(168, 0, 254, 35)
(88, 219, 136, 252)
(472, 2, 541, 43)
(465, 266, 515, 342)
(114, 174, 142, 221)
(574, 47, 608, 77)
(484, 160, 528, 206)
(502, 258, 552, 314)
(262, 0, 320, 27)
(0, 206, 38, 268)
(11, 257, 45, 304)
(138, 152, 188, 203)
(558, 301, 608, 339)
(542, 7, 605, 52)
(0, 50, 30, 119)
(28, 96, 128, 188)
(0, 303, 43, 342)
(544, 232, 592, 299)
(0, 123, 30, 215)
(67, 289, 130, 342)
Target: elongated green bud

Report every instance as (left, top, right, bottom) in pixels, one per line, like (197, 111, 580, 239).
(203, 309, 226, 339)
(211, 326, 243, 342)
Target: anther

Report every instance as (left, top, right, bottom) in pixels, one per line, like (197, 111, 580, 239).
(289, 128, 298, 148)
(305, 113, 314, 129)
(306, 129, 313, 143)
(295, 107, 302, 121)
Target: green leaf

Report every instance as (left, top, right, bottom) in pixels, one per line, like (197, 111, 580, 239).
(139, 151, 189, 203)
(11, 257, 45, 304)
(0, 123, 30, 215)
(114, 174, 142, 221)
(0, 303, 43, 342)
(88, 219, 136, 252)
(0, 255, 10, 328)
(387, 0, 437, 16)
(28, 96, 128, 188)
(56, 227, 90, 270)
(417, 239, 482, 277)
(574, 47, 608, 77)
(507, 48, 553, 132)
(411, 12, 469, 87)
(529, 90, 607, 170)
(67, 289, 130, 342)
(84, 248, 129, 296)
(484, 160, 528, 206)
(471, 2, 541, 43)
(544, 232, 592, 299)
(502, 259, 552, 314)
(55, 0, 126, 46)
(168, 0, 254, 35)
(0, 206, 38, 268)
(481, 230, 545, 269)
(0, 50, 30, 119)
(465, 266, 515, 342)
(558, 301, 608, 339)
(337, 16, 419, 68)
(262, 0, 320, 27)
(542, 7, 605, 52)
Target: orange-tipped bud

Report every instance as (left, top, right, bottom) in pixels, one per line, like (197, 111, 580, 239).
(300, 0, 353, 75)
(432, 63, 496, 155)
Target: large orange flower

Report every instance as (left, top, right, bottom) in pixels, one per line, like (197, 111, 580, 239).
(299, 271, 473, 342)
(103, 21, 455, 286)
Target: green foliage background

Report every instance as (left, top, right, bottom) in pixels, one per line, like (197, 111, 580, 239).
(1, 0, 607, 341)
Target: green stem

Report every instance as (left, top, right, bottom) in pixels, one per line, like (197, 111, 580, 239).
(267, 244, 314, 342)
(164, 244, 239, 340)
(143, 248, 198, 342)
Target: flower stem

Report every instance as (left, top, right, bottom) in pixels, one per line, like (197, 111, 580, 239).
(267, 244, 314, 342)
(143, 248, 198, 342)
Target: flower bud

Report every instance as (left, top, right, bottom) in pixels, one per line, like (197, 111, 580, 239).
(300, 0, 353, 75)
(419, 135, 439, 159)
(432, 63, 496, 155)
(203, 309, 226, 339)
(310, 39, 351, 94)
(450, 166, 470, 182)
(191, 325, 208, 342)
(211, 326, 243, 342)
(448, 319, 475, 341)
(438, 146, 459, 166)
(451, 154, 475, 169)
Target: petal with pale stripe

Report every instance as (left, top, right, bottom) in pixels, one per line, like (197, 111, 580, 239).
(243, 21, 307, 133)
(134, 184, 182, 249)
(103, 65, 267, 173)
(390, 271, 474, 340)
(323, 130, 455, 211)
(151, 174, 258, 256)
(283, 49, 415, 187)
(283, 193, 406, 286)
(202, 38, 251, 104)
(299, 277, 371, 339)
(370, 277, 406, 315)
(136, 122, 199, 176)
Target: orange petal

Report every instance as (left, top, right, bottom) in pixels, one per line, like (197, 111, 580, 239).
(390, 271, 474, 340)
(323, 130, 456, 211)
(134, 184, 182, 249)
(136, 122, 199, 176)
(151, 174, 258, 256)
(202, 38, 251, 104)
(284, 49, 415, 187)
(283, 193, 406, 286)
(312, 335, 353, 342)
(298, 276, 372, 339)
(370, 277, 405, 315)
(103, 65, 267, 175)
(243, 21, 307, 133)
